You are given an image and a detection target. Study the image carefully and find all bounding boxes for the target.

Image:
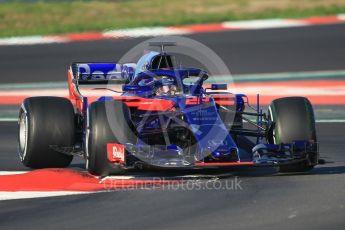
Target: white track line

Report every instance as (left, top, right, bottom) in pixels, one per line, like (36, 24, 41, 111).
(104, 27, 191, 38)
(315, 119, 345, 123)
(0, 118, 18, 122)
(0, 171, 27, 175)
(222, 19, 307, 29)
(338, 14, 345, 20)
(0, 36, 68, 46)
(0, 191, 95, 201)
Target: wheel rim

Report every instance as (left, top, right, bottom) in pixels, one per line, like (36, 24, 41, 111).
(18, 109, 28, 160)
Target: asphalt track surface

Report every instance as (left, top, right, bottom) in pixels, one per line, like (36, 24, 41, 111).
(1, 23, 345, 84)
(0, 121, 344, 230)
(0, 24, 345, 229)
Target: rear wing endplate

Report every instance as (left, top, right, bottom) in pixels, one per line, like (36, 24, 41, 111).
(67, 62, 136, 112)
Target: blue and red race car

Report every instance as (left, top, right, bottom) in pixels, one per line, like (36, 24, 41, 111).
(18, 42, 318, 176)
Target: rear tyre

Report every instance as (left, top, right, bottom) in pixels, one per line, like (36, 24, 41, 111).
(86, 100, 137, 176)
(18, 97, 75, 168)
(268, 97, 317, 172)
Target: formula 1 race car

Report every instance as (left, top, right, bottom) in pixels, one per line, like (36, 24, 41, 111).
(18, 42, 318, 176)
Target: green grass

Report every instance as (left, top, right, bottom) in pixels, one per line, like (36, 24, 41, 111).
(1, 0, 345, 37)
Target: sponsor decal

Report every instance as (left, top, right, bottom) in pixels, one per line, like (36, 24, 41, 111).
(78, 63, 135, 80)
(107, 143, 125, 164)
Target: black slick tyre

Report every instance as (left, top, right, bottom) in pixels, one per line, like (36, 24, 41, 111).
(18, 97, 75, 168)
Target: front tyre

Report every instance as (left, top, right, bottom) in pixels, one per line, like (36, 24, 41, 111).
(18, 97, 75, 168)
(268, 97, 317, 172)
(86, 100, 137, 176)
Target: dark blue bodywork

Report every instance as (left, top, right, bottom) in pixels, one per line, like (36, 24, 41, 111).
(70, 50, 318, 169)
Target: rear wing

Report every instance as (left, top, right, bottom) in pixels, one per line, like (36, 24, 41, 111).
(70, 62, 136, 85)
(67, 62, 136, 112)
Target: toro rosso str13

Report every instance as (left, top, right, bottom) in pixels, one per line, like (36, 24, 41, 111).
(18, 42, 318, 176)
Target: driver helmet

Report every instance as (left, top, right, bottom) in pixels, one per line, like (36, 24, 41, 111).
(155, 76, 177, 96)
